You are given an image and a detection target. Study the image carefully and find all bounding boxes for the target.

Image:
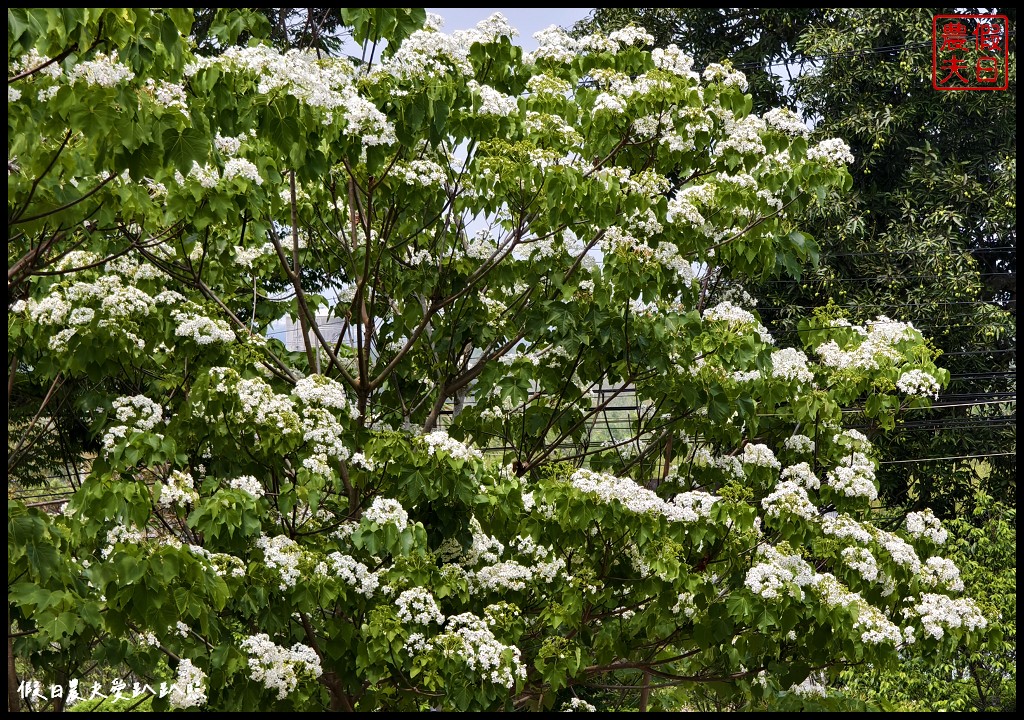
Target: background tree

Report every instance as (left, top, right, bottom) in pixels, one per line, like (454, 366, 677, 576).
(9, 8, 996, 712)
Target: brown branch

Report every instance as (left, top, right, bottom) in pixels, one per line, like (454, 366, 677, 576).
(10, 172, 117, 226)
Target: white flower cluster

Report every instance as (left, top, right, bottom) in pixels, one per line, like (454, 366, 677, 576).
(714, 454, 745, 480)
(172, 310, 235, 344)
(396, 158, 447, 187)
(293, 374, 358, 417)
(214, 132, 244, 156)
(713, 112, 766, 158)
(145, 78, 188, 115)
(102, 395, 164, 451)
(809, 573, 859, 610)
(896, 369, 940, 399)
(806, 138, 855, 165)
(651, 44, 699, 80)
(461, 519, 505, 565)
(363, 497, 409, 531)
(350, 452, 376, 472)
(653, 242, 696, 285)
(234, 242, 275, 268)
(841, 547, 879, 582)
(473, 556, 566, 593)
(527, 25, 579, 64)
(763, 107, 809, 136)
(101, 524, 145, 559)
(853, 603, 904, 645)
(872, 528, 922, 575)
(239, 634, 323, 699)
(702, 301, 774, 344)
(666, 189, 711, 232)
(671, 491, 720, 522)
(920, 557, 964, 592)
(420, 429, 483, 461)
(299, 405, 352, 479)
(906, 593, 987, 640)
(788, 674, 826, 699)
(68, 51, 135, 87)
(563, 698, 598, 711)
(228, 475, 265, 499)
(783, 434, 815, 455)
(762, 481, 816, 520)
(819, 513, 873, 544)
(826, 452, 878, 501)
(223, 157, 263, 185)
(466, 12, 519, 44)
(671, 592, 697, 618)
(256, 534, 302, 590)
(702, 62, 748, 91)
(523, 110, 582, 146)
(190, 45, 370, 131)
(158, 470, 199, 507)
(218, 374, 298, 436)
(770, 348, 814, 384)
(745, 546, 817, 600)
(319, 552, 379, 597)
(396, 587, 445, 625)
(409, 612, 526, 689)
(521, 60, 570, 90)
(375, 27, 473, 84)
(815, 316, 920, 370)
(571, 468, 709, 524)
(780, 462, 820, 490)
(167, 659, 208, 709)
(468, 80, 518, 116)
(742, 443, 782, 469)
(904, 509, 948, 545)
(592, 91, 626, 114)
(11, 49, 63, 79)
(187, 161, 219, 188)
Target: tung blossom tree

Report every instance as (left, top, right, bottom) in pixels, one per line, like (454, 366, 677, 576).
(7, 8, 993, 712)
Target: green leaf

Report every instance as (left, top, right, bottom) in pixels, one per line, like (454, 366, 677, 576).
(162, 127, 208, 174)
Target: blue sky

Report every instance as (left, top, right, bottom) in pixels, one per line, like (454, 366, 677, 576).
(427, 8, 592, 50)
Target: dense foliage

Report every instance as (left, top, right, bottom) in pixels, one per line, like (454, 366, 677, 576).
(8, 9, 998, 712)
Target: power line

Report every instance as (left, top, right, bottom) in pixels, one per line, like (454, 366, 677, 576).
(825, 246, 1016, 259)
(878, 451, 1016, 465)
(762, 271, 1015, 284)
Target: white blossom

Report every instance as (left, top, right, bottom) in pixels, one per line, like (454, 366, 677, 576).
(908, 593, 987, 640)
(563, 697, 598, 711)
(771, 348, 814, 384)
(228, 475, 265, 499)
(841, 547, 879, 582)
(363, 497, 409, 531)
(256, 534, 302, 590)
(396, 587, 445, 625)
(324, 552, 379, 597)
(896, 369, 940, 399)
(783, 434, 815, 454)
(158, 470, 199, 507)
(420, 430, 483, 461)
(920, 556, 964, 592)
(240, 634, 322, 699)
(904, 509, 948, 545)
(167, 659, 208, 709)
(69, 51, 135, 87)
(806, 138, 855, 165)
(223, 157, 263, 185)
